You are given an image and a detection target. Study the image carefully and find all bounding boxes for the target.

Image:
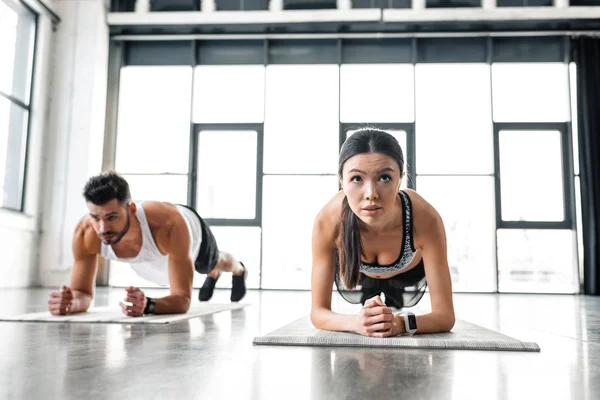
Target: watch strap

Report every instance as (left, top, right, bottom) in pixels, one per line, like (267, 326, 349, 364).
(144, 297, 156, 314)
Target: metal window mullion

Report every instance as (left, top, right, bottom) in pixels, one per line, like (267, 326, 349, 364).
(121, 172, 189, 176)
(493, 123, 503, 231)
(260, 47, 267, 290)
(264, 173, 338, 177)
(560, 121, 575, 229)
(338, 38, 343, 191)
(188, 52, 198, 209)
(18, 11, 39, 212)
(406, 123, 416, 190)
(0, 91, 29, 110)
(410, 43, 418, 190)
(203, 218, 261, 227)
(488, 42, 499, 293)
(256, 124, 264, 231)
(565, 52, 583, 291)
(98, 40, 126, 286)
(416, 173, 495, 177)
(498, 220, 571, 230)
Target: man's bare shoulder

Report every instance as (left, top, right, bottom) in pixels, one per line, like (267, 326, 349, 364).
(140, 201, 183, 229)
(73, 216, 101, 256)
(141, 201, 191, 253)
(141, 201, 190, 256)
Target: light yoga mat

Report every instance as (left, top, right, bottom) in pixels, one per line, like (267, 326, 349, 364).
(0, 303, 249, 324)
(253, 316, 540, 352)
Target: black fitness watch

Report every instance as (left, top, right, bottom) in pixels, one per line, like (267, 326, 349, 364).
(144, 297, 156, 315)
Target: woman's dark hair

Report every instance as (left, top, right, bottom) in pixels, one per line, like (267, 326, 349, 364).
(337, 128, 405, 289)
(83, 170, 131, 206)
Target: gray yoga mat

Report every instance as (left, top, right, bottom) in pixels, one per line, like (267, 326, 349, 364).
(0, 303, 249, 324)
(253, 316, 540, 352)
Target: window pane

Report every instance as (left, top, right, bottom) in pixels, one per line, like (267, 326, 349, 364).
(417, 176, 496, 292)
(492, 63, 570, 122)
(116, 67, 192, 174)
(0, 96, 28, 210)
(197, 130, 257, 219)
(497, 229, 578, 293)
(207, 227, 261, 290)
(122, 174, 188, 205)
(499, 130, 564, 221)
(193, 65, 265, 123)
(340, 64, 414, 123)
(261, 175, 339, 289)
(346, 128, 409, 189)
(415, 64, 493, 174)
(264, 65, 338, 174)
(0, 0, 36, 104)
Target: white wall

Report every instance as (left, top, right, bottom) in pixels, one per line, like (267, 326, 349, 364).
(0, 11, 55, 288)
(38, 0, 109, 287)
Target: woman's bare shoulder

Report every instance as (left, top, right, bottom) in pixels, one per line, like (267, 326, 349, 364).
(313, 191, 345, 242)
(403, 189, 445, 239)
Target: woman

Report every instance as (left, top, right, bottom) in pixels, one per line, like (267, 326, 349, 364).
(311, 128, 455, 337)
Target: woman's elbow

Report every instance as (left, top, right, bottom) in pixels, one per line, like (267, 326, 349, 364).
(310, 307, 327, 329)
(310, 309, 320, 328)
(440, 314, 455, 332)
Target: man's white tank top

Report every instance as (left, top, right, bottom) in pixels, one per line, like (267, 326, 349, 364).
(100, 202, 202, 286)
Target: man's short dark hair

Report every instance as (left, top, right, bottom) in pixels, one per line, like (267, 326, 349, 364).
(83, 171, 131, 206)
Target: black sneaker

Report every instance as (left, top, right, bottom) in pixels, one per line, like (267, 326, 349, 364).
(199, 271, 221, 302)
(230, 262, 247, 302)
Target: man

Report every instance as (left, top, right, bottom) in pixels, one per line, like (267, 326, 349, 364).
(47, 171, 247, 317)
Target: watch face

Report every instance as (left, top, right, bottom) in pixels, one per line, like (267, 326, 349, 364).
(408, 314, 417, 330)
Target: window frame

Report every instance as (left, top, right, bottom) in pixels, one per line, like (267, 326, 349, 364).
(0, 0, 37, 212)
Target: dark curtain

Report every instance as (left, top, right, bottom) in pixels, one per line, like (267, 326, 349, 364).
(572, 37, 600, 295)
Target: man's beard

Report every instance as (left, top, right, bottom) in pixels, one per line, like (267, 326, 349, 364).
(100, 212, 130, 245)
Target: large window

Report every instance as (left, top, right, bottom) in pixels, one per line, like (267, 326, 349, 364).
(261, 65, 339, 289)
(340, 64, 415, 189)
(492, 63, 578, 293)
(415, 63, 496, 292)
(115, 66, 192, 202)
(0, 0, 36, 211)
(109, 66, 193, 287)
(109, 39, 580, 294)
(192, 64, 266, 290)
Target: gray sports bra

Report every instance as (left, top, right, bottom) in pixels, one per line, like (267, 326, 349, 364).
(359, 190, 418, 274)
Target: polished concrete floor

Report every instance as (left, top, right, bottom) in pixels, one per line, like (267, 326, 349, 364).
(0, 288, 598, 400)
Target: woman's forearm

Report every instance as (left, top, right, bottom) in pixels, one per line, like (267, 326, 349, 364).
(311, 307, 358, 333)
(403, 311, 455, 335)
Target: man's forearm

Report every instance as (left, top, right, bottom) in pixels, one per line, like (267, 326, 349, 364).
(152, 295, 191, 314)
(70, 290, 93, 313)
